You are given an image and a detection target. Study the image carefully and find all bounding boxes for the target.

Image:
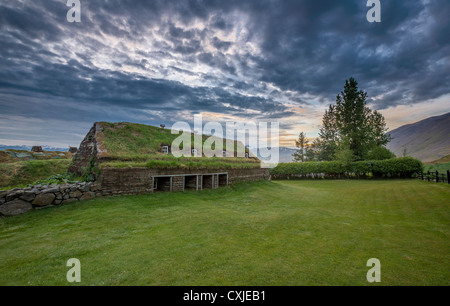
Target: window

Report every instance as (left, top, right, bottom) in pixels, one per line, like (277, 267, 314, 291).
(162, 146, 169, 154)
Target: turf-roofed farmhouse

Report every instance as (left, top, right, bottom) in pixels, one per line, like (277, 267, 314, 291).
(68, 122, 269, 196)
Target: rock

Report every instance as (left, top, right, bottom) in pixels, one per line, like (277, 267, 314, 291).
(42, 187, 60, 194)
(81, 183, 91, 192)
(69, 190, 83, 198)
(0, 190, 6, 199)
(62, 198, 78, 204)
(80, 192, 96, 201)
(0, 198, 5, 205)
(63, 193, 70, 200)
(16, 153, 32, 159)
(60, 185, 70, 192)
(54, 200, 62, 205)
(6, 190, 24, 202)
(20, 191, 37, 202)
(0, 200, 33, 216)
(32, 193, 56, 207)
(35, 205, 54, 210)
(55, 193, 63, 200)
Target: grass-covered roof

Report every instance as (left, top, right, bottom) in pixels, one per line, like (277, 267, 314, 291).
(93, 122, 260, 169)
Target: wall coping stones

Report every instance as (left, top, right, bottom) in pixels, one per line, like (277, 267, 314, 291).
(20, 191, 37, 202)
(41, 187, 60, 194)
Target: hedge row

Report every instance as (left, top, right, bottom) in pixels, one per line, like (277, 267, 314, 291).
(270, 157, 423, 178)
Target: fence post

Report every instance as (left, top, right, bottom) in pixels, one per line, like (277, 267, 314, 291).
(436, 171, 439, 183)
(427, 171, 430, 182)
(447, 170, 450, 184)
(421, 171, 424, 180)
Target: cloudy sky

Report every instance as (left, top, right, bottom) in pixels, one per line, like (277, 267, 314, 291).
(0, 0, 449, 148)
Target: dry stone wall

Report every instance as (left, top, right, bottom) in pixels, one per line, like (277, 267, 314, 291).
(0, 182, 101, 217)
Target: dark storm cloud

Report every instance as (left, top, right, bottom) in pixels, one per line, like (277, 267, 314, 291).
(0, 0, 449, 145)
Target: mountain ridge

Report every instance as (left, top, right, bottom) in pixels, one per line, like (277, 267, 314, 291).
(387, 112, 450, 162)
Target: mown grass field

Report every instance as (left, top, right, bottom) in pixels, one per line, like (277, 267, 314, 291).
(0, 180, 449, 286)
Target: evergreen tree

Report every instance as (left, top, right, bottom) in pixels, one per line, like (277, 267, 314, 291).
(305, 141, 318, 161)
(293, 132, 309, 162)
(317, 78, 391, 161)
(316, 105, 339, 161)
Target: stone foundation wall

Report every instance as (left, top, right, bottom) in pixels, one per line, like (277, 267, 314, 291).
(0, 182, 101, 217)
(98, 167, 270, 196)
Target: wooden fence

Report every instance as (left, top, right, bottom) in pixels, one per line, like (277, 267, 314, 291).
(417, 170, 450, 184)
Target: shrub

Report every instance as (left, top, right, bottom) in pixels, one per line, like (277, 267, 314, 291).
(270, 157, 423, 179)
(367, 146, 397, 160)
(32, 173, 81, 186)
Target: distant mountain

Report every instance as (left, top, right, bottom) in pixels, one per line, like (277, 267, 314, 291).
(387, 112, 450, 162)
(277, 147, 298, 163)
(0, 145, 69, 152)
(249, 147, 297, 163)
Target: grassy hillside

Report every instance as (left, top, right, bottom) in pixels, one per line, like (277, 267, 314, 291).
(1, 180, 448, 286)
(387, 112, 450, 162)
(424, 162, 450, 173)
(428, 155, 450, 164)
(0, 160, 71, 188)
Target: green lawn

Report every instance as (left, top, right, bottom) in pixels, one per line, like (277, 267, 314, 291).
(0, 180, 449, 286)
